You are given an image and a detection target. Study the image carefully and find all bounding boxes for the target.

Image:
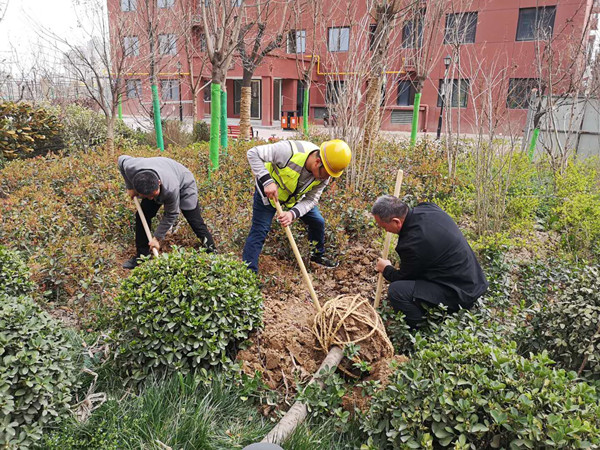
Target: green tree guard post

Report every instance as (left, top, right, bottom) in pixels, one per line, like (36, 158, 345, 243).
(303, 88, 309, 135)
(528, 127, 539, 162)
(118, 93, 122, 120)
(209, 83, 221, 174)
(410, 92, 422, 148)
(151, 84, 164, 151)
(220, 88, 228, 154)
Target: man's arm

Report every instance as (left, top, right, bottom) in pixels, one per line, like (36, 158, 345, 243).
(153, 194, 180, 240)
(289, 182, 328, 219)
(247, 141, 294, 190)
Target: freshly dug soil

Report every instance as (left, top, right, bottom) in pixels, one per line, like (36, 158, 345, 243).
(237, 245, 404, 396)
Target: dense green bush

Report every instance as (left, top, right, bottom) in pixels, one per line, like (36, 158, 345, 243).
(521, 265, 600, 380)
(193, 120, 210, 142)
(59, 104, 136, 151)
(551, 159, 600, 258)
(0, 245, 33, 297)
(0, 295, 79, 447)
(361, 328, 600, 449)
(0, 101, 64, 161)
(115, 248, 263, 382)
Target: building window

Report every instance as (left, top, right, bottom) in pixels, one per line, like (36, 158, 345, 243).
(369, 24, 377, 51)
(402, 17, 423, 48)
(121, 0, 136, 11)
(287, 30, 306, 53)
(328, 27, 350, 52)
(232, 0, 242, 6)
(444, 12, 478, 44)
(161, 79, 180, 101)
(157, 0, 174, 8)
(126, 79, 142, 99)
(507, 78, 538, 109)
(313, 107, 327, 119)
(326, 80, 345, 104)
(437, 79, 469, 108)
(158, 34, 177, 55)
(203, 84, 211, 102)
(124, 36, 140, 57)
(516, 7, 556, 41)
(193, 28, 207, 51)
(397, 80, 416, 106)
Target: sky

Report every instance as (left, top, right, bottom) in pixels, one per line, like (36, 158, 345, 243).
(0, 0, 91, 72)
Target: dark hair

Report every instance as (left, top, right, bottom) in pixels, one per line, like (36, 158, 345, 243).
(133, 170, 160, 195)
(371, 195, 408, 222)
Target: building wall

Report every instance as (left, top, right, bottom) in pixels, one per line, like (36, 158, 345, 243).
(109, 0, 595, 134)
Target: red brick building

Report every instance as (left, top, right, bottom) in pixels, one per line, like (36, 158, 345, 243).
(110, 0, 596, 134)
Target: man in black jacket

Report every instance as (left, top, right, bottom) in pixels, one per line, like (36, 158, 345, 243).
(372, 195, 488, 328)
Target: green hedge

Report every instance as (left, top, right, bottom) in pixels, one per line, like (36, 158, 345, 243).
(361, 329, 600, 449)
(0, 295, 79, 447)
(521, 265, 600, 380)
(115, 248, 263, 383)
(0, 245, 33, 297)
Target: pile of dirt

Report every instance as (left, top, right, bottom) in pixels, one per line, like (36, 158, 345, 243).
(237, 245, 404, 396)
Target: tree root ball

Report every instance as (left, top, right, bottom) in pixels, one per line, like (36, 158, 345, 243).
(313, 294, 394, 368)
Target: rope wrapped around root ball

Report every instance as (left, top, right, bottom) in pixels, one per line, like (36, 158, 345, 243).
(313, 294, 394, 375)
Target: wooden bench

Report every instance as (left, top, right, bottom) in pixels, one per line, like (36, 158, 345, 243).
(227, 124, 258, 140)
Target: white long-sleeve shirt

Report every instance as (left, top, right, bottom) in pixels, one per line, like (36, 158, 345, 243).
(247, 140, 330, 219)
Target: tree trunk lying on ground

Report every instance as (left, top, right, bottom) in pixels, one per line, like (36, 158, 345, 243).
(261, 346, 344, 445)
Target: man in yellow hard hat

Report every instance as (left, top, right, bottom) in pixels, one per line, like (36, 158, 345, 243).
(242, 139, 352, 273)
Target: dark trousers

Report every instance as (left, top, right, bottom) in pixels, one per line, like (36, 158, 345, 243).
(388, 280, 461, 329)
(242, 190, 325, 273)
(135, 198, 215, 255)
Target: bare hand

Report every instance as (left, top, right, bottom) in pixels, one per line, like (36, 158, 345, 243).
(277, 211, 294, 227)
(264, 183, 278, 200)
(127, 189, 136, 199)
(149, 237, 160, 252)
(376, 258, 392, 273)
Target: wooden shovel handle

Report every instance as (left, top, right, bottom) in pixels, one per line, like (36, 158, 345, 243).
(374, 169, 404, 309)
(273, 199, 322, 314)
(133, 196, 160, 257)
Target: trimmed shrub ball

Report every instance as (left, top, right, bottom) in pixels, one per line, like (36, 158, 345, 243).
(115, 248, 263, 382)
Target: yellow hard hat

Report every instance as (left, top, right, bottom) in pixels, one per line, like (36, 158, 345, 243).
(319, 139, 352, 178)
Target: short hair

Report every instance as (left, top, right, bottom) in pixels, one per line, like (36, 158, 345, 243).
(132, 170, 160, 195)
(371, 195, 408, 222)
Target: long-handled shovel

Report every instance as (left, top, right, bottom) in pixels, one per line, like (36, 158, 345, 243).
(133, 197, 159, 257)
(272, 199, 322, 314)
(374, 169, 404, 309)
(261, 200, 341, 445)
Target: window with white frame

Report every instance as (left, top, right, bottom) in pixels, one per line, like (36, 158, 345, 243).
(121, 0, 136, 11)
(157, 0, 174, 8)
(124, 36, 140, 57)
(328, 27, 350, 52)
(126, 79, 142, 99)
(158, 34, 177, 55)
(287, 30, 306, 53)
(161, 79, 180, 101)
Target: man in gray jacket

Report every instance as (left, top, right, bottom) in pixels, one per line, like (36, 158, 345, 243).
(118, 155, 215, 269)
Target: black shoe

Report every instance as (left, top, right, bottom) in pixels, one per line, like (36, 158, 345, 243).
(310, 253, 338, 268)
(122, 256, 142, 270)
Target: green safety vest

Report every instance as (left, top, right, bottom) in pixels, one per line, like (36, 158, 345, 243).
(265, 141, 322, 209)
